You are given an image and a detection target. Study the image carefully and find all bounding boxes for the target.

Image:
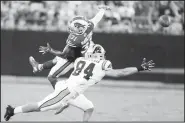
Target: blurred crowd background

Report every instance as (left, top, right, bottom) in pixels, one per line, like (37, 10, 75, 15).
(1, 1, 184, 35)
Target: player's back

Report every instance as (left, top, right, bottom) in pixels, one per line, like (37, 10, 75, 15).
(63, 19, 94, 61)
(66, 57, 111, 94)
(66, 19, 94, 48)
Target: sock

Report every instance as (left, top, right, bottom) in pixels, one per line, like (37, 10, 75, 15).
(14, 103, 39, 114)
(14, 106, 23, 114)
(42, 60, 55, 69)
(38, 64, 43, 71)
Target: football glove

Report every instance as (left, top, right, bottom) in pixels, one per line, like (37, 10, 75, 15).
(139, 58, 155, 71)
(39, 43, 52, 55)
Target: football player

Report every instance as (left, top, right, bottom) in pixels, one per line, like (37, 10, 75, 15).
(5, 44, 155, 122)
(29, 5, 111, 89)
(29, 5, 110, 119)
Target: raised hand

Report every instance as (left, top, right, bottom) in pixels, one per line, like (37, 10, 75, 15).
(39, 43, 52, 55)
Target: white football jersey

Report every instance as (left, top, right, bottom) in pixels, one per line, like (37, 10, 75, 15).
(66, 57, 112, 94)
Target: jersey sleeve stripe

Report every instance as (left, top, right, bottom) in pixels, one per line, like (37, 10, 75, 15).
(102, 60, 107, 70)
(67, 42, 77, 47)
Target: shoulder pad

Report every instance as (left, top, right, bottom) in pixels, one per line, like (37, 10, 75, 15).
(102, 60, 112, 71)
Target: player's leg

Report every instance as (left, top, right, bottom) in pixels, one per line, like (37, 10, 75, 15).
(55, 94, 94, 121)
(47, 57, 74, 89)
(29, 56, 57, 73)
(37, 81, 78, 112)
(29, 56, 73, 111)
(67, 94, 94, 122)
(4, 82, 74, 121)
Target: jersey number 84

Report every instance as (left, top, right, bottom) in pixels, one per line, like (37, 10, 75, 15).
(72, 60, 95, 80)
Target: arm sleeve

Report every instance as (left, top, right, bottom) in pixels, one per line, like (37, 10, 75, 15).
(89, 9, 106, 27)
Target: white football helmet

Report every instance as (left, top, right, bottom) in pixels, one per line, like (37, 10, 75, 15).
(85, 44, 106, 60)
(68, 16, 89, 35)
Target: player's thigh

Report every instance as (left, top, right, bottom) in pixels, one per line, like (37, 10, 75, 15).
(38, 83, 70, 111)
(48, 58, 73, 78)
(48, 57, 67, 76)
(69, 94, 94, 111)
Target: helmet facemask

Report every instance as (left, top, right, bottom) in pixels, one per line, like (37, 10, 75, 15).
(68, 18, 88, 35)
(85, 44, 106, 60)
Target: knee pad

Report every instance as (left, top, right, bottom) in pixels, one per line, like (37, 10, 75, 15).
(84, 101, 94, 112)
(85, 107, 94, 113)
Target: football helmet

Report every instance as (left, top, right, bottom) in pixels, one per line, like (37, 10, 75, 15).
(85, 44, 106, 60)
(68, 16, 89, 35)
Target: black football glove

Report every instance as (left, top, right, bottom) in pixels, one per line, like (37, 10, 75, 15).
(138, 58, 155, 71)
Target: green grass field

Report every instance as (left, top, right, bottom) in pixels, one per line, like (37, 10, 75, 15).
(1, 76, 184, 121)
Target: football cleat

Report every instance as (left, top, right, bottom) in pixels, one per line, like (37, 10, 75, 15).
(4, 105, 14, 121)
(29, 56, 40, 73)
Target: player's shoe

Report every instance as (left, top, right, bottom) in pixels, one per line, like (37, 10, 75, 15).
(4, 105, 14, 121)
(29, 56, 40, 73)
(55, 105, 69, 115)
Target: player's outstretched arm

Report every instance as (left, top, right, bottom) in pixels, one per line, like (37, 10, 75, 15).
(39, 43, 65, 57)
(105, 67, 139, 77)
(105, 58, 155, 77)
(90, 5, 111, 27)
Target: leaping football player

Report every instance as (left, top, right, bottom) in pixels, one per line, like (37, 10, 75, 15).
(4, 44, 155, 122)
(28, 5, 111, 120)
(29, 5, 111, 89)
